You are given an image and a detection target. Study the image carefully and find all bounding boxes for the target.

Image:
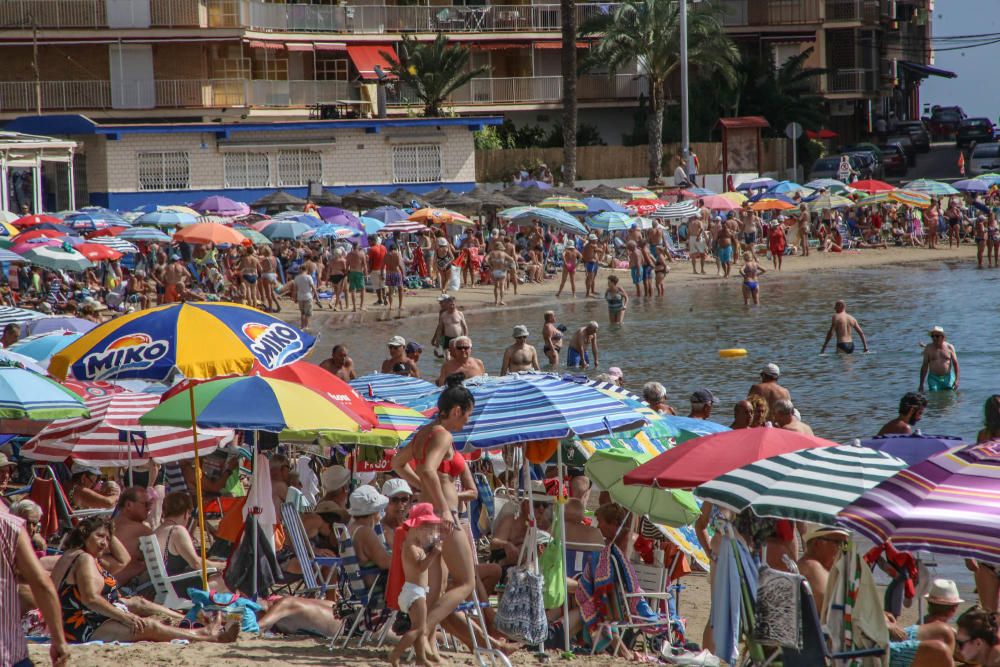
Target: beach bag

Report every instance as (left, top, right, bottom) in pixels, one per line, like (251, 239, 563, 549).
(540, 502, 566, 609)
(496, 527, 547, 644)
(448, 269, 461, 292)
(753, 565, 803, 649)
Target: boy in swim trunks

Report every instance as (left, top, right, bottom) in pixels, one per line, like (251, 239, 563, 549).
(388, 503, 443, 667)
(346, 243, 368, 312)
(919, 326, 959, 391)
(739, 251, 766, 306)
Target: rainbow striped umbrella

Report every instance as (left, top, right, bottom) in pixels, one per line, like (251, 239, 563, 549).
(0, 365, 88, 420)
(890, 189, 933, 208)
(49, 302, 316, 382)
(539, 196, 587, 212)
(617, 185, 656, 199)
(838, 441, 1000, 564)
(586, 211, 636, 231)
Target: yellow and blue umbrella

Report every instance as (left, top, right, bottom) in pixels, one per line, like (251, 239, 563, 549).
(539, 196, 587, 212)
(139, 376, 365, 434)
(0, 364, 89, 419)
(49, 302, 316, 382)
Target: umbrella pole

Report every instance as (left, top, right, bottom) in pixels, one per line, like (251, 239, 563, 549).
(252, 432, 258, 600)
(188, 386, 210, 590)
(556, 442, 570, 653)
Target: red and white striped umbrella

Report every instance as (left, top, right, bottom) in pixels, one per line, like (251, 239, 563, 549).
(380, 219, 429, 234)
(20, 381, 233, 466)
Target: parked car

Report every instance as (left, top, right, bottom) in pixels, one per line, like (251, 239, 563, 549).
(956, 118, 996, 147)
(879, 143, 908, 177)
(968, 142, 1000, 177)
(885, 134, 917, 166)
(844, 150, 884, 180)
(809, 155, 862, 182)
(896, 120, 931, 152)
(928, 106, 966, 140)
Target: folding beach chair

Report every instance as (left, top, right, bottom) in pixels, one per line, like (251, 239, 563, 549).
(138, 534, 217, 611)
(276, 503, 339, 597)
(328, 522, 395, 649)
(564, 542, 601, 579)
(31, 465, 113, 528)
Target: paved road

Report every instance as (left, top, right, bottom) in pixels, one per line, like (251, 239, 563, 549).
(897, 142, 964, 184)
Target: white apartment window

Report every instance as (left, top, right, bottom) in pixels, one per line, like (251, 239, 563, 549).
(137, 151, 190, 191)
(392, 144, 441, 184)
(277, 150, 322, 186)
(224, 152, 271, 188)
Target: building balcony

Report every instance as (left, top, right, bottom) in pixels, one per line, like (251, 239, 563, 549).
(388, 73, 645, 107)
(244, 1, 619, 34)
(719, 0, 821, 28)
(824, 0, 880, 23)
(826, 68, 876, 94)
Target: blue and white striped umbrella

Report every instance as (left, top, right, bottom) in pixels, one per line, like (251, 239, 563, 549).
(305, 224, 363, 240)
(64, 212, 130, 231)
(351, 373, 441, 411)
(134, 210, 198, 228)
(272, 212, 322, 228)
(88, 236, 139, 254)
(437, 374, 647, 450)
(0, 365, 88, 419)
(9, 331, 83, 364)
(650, 201, 699, 220)
(0, 248, 27, 263)
(118, 227, 172, 243)
(507, 207, 587, 235)
(587, 211, 637, 232)
(0, 306, 45, 329)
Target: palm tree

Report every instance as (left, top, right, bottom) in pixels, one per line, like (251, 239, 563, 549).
(736, 48, 828, 134)
(583, 0, 739, 184)
(381, 34, 487, 117)
(560, 0, 577, 187)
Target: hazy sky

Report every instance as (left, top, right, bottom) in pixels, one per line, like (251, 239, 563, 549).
(921, 0, 1000, 118)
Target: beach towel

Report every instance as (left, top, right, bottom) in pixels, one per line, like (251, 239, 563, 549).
(575, 542, 650, 634)
(710, 532, 757, 666)
(182, 589, 262, 632)
(27, 478, 60, 539)
(825, 545, 888, 665)
(386, 525, 408, 611)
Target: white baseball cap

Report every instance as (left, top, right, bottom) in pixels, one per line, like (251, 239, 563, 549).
(348, 485, 389, 517)
(382, 478, 413, 498)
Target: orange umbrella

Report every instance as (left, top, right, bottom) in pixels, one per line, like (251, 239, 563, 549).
(173, 223, 250, 246)
(407, 208, 473, 226)
(751, 199, 796, 212)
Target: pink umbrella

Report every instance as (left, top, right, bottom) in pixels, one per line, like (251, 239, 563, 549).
(701, 195, 740, 211)
(11, 238, 63, 255)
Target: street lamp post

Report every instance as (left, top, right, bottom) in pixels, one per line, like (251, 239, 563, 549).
(679, 0, 690, 178)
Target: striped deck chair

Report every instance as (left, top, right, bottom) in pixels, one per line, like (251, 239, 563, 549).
(277, 503, 339, 597)
(328, 523, 395, 649)
(565, 542, 601, 579)
(32, 465, 112, 527)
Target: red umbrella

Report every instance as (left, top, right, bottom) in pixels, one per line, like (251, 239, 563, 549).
(85, 226, 129, 239)
(250, 360, 378, 426)
(851, 179, 895, 193)
(75, 243, 122, 261)
(13, 215, 61, 228)
(622, 427, 837, 489)
(806, 128, 838, 140)
(627, 198, 669, 215)
(15, 228, 67, 242)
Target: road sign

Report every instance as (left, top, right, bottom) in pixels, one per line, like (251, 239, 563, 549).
(785, 122, 803, 140)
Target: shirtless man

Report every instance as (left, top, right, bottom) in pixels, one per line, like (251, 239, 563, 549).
(626, 241, 643, 297)
(486, 242, 513, 306)
(382, 243, 406, 315)
(920, 326, 960, 391)
(381, 335, 419, 377)
(797, 527, 851, 611)
(430, 295, 468, 358)
(325, 249, 348, 310)
(638, 240, 654, 297)
(556, 243, 580, 298)
(500, 325, 540, 375)
(319, 344, 356, 381)
(435, 336, 486, 385)
(112, 486, 154, 587)
(687, 216, 707, 274)
(741, 206, 761, 254)
(567, 321, 599, 369)
(749, 363, 790, 413)
(239, 248, 261, 307)
(716, 220, 734, 277)
(541, 310, 563, 366)
(820, 300, 869, 354)
(162, 256, 190, 304)
(503, 235, 520, 295)
(877, 392, 928, 436)
(797, 206, 811, 257)
(647, 221, 664, 263)
(772, 398, 814, 435)
(346, 243, 368, 312)
(563, 498, 604, 547)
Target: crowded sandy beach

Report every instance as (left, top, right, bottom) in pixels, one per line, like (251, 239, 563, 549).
(2, 178, 1000, 667)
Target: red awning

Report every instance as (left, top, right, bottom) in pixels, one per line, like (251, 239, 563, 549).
(346, 44, 397, 80)
(533, 40, 590, 49)
(286, 43, 314, 52)
(247, 40, 285, 51)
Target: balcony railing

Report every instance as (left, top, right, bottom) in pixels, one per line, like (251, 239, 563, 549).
(389, 73, 644, 106)
(827, 68, 875, 94)
(0, 0, 106, 28)
(247, 80, 358, 107)
(718, 0, 821, 27)
(243, 1, 619, 34)
(825, 0, 880, 23)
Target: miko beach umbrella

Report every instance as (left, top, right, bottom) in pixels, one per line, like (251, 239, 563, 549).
(839, 441, 1000, 565)
(696, 444, 906, 526)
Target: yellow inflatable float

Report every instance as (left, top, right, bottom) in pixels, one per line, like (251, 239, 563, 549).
(718, 348, 748, 358)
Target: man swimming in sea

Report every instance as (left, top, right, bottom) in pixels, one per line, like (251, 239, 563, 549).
(877, 392, 928, 435)
(567, 321, 599, 369)
(820, 300, 869, 354)
(919, 326, 959, 391)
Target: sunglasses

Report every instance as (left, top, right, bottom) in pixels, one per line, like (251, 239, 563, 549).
(455, 345, 471, 350)
(390, 496, 413, 504)
(957, 637, 974, 650)
(931, 334, 943, 339)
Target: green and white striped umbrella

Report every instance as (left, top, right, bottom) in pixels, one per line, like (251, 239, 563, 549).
(905, 179, 959, 197)
(694, 444, 906, 525)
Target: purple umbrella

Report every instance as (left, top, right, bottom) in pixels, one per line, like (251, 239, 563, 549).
(317, 207, 366, 247)
(23, 317, 97, 337)
(364, 206, 409, 224)
(190, 196, 248, 217)
(953, 179, 991, 193)
(858, 433, 965, 466)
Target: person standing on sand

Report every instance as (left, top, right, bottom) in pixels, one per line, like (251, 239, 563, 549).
(582, 234, 604, 298)
(367, 237, 388, 306)
(486, 242, 512, 307)
(797, 205, 811, 257)
(739, 251, 765, 305)
(431, 295, 467, 359)
(541, 311, 563, 366)
(566, 321, 599, 369)
(877, 392, 928, 436)
(382, 243, 406, 315)
(556, 242, 579, 299)
(626, 240, 642, 297)
(434, 238, 455, 294)
(320, 344, 356, 381)
(749, 363, 790, 414)
(687, 216, 707, 274)
(346, 243, 368, 312)
(716, 220, 734, 278)
(820, 300, 869, 354)
(920, 326, 959, 391)
(500, 325, 540, 375)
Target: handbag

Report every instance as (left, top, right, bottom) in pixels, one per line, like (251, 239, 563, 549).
(495, 526, 548, 645)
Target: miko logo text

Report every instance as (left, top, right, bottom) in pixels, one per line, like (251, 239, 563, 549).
(80, 334, 170, 379)
(242, 322, 305, 369)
